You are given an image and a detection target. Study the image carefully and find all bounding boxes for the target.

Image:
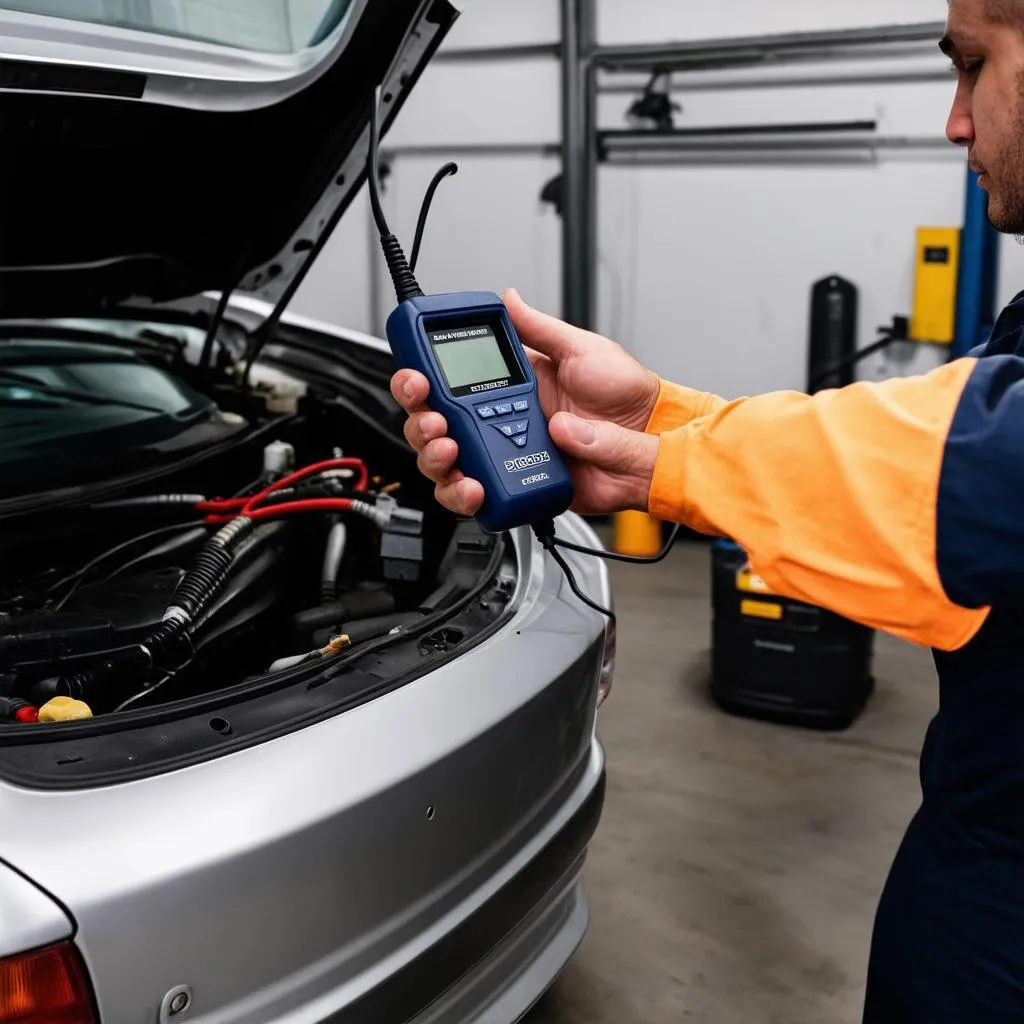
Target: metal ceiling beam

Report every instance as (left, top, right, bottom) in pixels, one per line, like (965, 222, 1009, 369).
(593, 22, 946, 73)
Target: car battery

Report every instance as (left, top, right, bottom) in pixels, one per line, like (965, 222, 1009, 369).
(710, 539, 875, 730)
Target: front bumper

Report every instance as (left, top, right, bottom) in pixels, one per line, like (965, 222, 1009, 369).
(331, 743, 606, 1024)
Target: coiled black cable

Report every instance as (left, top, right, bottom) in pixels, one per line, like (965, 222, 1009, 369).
(379, 233, 423, 303)
(367, 84, 430, 306)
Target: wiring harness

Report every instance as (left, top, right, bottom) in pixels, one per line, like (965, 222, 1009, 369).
(20, 445, 675, 715)
(38, 457, 421, 709)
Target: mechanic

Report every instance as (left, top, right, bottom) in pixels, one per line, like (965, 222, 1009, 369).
(392, 1, 1024, 1020)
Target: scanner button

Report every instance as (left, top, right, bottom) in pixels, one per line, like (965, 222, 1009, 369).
(512, 435, 529, 447)
(477, 406, 496, 419)
(513, 400, 529, 413)
(496, 424, 516, 437)
(494, 403, 513, 416)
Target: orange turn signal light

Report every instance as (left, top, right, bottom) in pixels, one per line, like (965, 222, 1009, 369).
(0, 942, 96, 1023)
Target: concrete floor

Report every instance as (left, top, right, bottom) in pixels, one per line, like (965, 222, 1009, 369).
(524, 540, 938, 1024)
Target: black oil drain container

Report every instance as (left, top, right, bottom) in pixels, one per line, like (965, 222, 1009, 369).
(710, 539, 875, 731)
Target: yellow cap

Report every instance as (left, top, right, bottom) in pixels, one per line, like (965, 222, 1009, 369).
(38, 696, 93, 723)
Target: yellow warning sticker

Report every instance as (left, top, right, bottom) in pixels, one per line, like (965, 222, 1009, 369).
(736, 565, 773, 595)
(741, 599, 783, 621)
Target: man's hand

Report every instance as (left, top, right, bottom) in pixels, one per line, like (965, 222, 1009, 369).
(390, 288, 661, 517)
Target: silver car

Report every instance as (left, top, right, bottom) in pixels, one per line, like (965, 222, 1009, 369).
(0, 2, 613, 1022)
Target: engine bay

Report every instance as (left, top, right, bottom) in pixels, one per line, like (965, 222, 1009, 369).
(0, 328, 508, 728)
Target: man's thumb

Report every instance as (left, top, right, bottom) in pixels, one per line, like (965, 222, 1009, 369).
(503, 288, 583, 360)
(548, 412, 647, 473)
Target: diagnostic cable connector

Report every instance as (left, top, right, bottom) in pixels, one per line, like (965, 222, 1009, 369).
(530, 519, 681, 624)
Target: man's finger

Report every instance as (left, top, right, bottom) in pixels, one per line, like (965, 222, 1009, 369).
(403, 410, 448, 452)
(391, 369, 431, 413)
(417, 436, 459, 483)
(435, 473, 485, 517)
(503, 288, 588, 361)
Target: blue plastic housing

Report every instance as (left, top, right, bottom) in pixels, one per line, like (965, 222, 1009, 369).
(386, 291, 575, 533)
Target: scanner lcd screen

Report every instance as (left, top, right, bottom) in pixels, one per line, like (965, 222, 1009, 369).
(429, 326, 513, 391)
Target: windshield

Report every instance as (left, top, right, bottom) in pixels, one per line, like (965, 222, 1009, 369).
(0, 331, 222, 498)
(0, 0, 353, 54)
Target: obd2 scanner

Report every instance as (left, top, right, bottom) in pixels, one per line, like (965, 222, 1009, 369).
(366, 82, 676, 622)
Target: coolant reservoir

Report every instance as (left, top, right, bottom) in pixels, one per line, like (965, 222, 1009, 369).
(263, 440, 295, 478)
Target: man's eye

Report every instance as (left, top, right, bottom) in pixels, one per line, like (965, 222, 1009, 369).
(949, 59, 984, 79)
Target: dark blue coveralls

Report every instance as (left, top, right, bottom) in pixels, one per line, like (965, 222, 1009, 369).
(863, 292, 1024, 1021)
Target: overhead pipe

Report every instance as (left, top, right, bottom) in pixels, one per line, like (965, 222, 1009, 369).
(598, 126, 954, 166)
(602, 119, 880, 143)
(592, 22, 946, 73)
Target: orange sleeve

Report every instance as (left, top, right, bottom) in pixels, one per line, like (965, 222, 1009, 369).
(644, 379, 728, 435)
(647, 359, 990, 652)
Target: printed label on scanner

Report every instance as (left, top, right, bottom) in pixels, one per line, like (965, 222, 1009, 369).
(504, 451, 551, 473)
(431, 327, 492, 342)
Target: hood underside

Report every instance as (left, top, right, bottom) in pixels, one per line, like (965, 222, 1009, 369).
(0, 0, 460, 318)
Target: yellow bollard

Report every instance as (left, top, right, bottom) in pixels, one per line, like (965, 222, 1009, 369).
(613, 510, 663, 557)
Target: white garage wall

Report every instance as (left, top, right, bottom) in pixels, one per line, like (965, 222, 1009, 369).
(292, 0, 1024, 398)
(292, 2, 563, 338)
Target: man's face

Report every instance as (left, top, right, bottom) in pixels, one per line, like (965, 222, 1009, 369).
(946, 0, 1024, 232)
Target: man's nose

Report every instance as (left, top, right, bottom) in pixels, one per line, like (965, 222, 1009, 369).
(947, 82, 975, 147)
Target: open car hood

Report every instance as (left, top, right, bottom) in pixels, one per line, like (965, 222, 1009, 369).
(0, 0, 462, 319)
